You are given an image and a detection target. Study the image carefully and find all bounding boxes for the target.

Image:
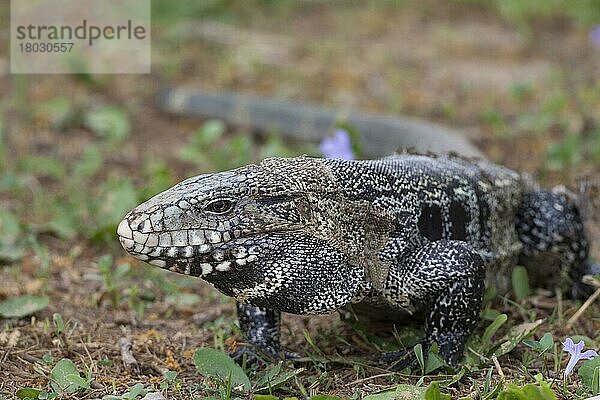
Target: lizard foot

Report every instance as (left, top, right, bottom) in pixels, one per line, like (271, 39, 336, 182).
(375, 335, 462, 372)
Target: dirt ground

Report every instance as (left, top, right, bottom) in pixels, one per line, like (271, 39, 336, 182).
(0, 2, 599, 399)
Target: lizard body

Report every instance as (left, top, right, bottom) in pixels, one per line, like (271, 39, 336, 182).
(118, 154, 597, 368)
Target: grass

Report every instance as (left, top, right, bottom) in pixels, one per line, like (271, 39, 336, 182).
(1, 0, 600, 399)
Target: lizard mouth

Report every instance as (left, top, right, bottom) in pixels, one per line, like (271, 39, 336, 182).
(117, 219, 261, 277)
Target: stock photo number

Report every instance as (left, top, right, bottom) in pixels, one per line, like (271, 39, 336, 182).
(18, 42, 74, 53)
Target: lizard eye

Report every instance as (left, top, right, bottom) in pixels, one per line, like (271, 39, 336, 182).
(205, 199, 234, 214)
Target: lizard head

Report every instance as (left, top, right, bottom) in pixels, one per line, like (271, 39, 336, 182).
(117, 157, 368, 314)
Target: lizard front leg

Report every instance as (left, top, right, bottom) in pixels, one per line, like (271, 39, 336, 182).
(381, 240, 485, 370)
(233, 303, 285, 363)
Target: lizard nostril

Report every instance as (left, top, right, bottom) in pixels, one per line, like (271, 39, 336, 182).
(133, 220, 149, 233)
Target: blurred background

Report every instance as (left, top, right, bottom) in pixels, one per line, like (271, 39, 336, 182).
(0, 1, 599, 397)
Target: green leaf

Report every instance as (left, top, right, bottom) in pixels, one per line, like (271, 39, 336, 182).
(50, 358, 90, 394)
(511, 266, 530, 300)
(18, 155, 66, 180)
(0, 241, 25, 263)
(522, 339, 541, 350)
(578, 356, 600, 393)
(424, 381, 451, 400)
(0, 208, 21, 242)
(126, 383, 145, 399)
(0, 208, 25, 262)
(199, 119, 226, 143)
(0, 295, 49, 318)
(193, 348, 251, 390)
(497, 380, 557, 400)
(523, 333, 554, 353)
(16, 388, 43, 399)
(414, 343, 425, 374)
(481, 307, 502, 321)
(84, 106, 131, 142)
(425, 350, 447, 374)
(310, 396, 343, 400)
(255, 362, 304, 393)
(547, 133, 582, 170)
(45, 205, 78, 239)
(165, 293, 201, 306)
(34, 97, 78, 131)
(73, 146, 103, 177)
(255, 396, 278, 400)
(142, 159, 173, 199)
(163, 370, 177, 381)
(363, 390, 398, 400)
(493, 319, 543, 358)
(260, 133, 295, 159)
(53, 313, 65, 335)
(92, 178, 139, 240)
(364, 384, 427, 400)
(423, 343, 447, 374)
(98, 356, 112, 366)
(179, 119, 226, 166)
(538, 333, 553, 353)
(226, 134, 253, 168)
(480, 313, 508, 352)
(569, 335, 594, 347)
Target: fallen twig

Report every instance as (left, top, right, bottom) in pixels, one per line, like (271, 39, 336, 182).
(492, 355, 505, 382)
(347, 372, 398, 386)
(566, 287, 600, 330)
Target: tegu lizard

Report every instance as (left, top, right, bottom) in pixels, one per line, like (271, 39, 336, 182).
(117, 154, 599, 369)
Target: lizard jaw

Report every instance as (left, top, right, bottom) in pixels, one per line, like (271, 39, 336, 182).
(117, 218, 260, 277)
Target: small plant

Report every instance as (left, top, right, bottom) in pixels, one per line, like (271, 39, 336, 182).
(83, 106, 131, 144)
(50, 358, 91, 395)
(0, 295, 49, 319)
(193, 347, 303, 397)
(98, 254, 125, 308)
(523, 332, 554, 356)
(578, 356, 600, 395)
(52, 313, 65, 336)
(511, 266, 530, 301)
(160, 370, 181, 391)
(496, 374, 557, 400)
(101, 383, 150, 400)
(547, 133, 583, 170)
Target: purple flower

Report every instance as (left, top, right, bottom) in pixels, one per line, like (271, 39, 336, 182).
(590, 25, 600, 48)
(319, 129, 355, 160)
(562, 337, 598, 376)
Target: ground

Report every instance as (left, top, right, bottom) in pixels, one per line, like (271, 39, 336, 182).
(0, 1, 599, 399)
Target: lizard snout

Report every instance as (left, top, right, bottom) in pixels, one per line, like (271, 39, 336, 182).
(116, 212, 163, 262)
(117, 218, 135, 249)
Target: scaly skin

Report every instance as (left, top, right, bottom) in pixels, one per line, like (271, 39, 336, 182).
(117, 154, 597, 369)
